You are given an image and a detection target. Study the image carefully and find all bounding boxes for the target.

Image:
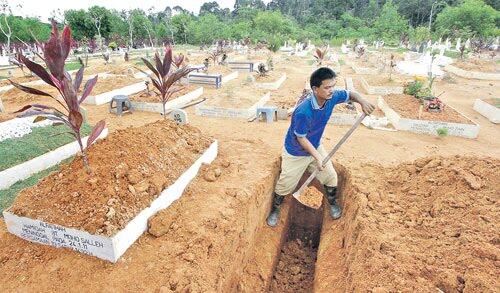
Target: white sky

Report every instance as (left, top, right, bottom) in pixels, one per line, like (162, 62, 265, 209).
(8, 0, 271, 22)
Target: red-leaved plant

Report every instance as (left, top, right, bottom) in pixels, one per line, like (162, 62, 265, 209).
(9, 21, 105, 173)
(139, 46, 195, 117)
(313, 47, 328, 66)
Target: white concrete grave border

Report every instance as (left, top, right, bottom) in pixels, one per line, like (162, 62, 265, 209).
(351, 65, 379, 75)
(444, 64, 500, 81)
(329, 77, 362, 125)
(359, 76, 404, 95)
(0, 128, 109, 190)
(473, 99, 499, 124)
(3, 140, 218, 263)
(130, 87, 203, 113)
(378, 96, 479, 139)
(255, 73, 287, 90)
(196, 92, 271, 119)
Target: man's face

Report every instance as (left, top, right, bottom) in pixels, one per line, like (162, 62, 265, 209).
(313, 78, 337, 100)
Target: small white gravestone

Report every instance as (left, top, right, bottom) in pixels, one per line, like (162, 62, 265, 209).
(170, 109, 188, 125)
(465, 39, 471, 49)
(455, 38, 461, 51)
(0, 55, 9, 66)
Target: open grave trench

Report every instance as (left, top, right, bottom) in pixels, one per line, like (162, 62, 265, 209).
(221, 155, 499, 292)
(227, 163, 351, 292)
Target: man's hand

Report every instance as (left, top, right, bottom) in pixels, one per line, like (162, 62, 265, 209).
(360, 101, 375, 115)
(314, 156, 324, 171)
(348, 91, 376, 115)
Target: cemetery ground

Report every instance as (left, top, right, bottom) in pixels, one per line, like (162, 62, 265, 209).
(0, 48, 499, 292)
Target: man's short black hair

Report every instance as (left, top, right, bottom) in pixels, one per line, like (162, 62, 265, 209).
(310, 67, 336, 88)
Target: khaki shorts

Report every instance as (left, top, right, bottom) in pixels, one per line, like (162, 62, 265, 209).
(274, 145, 338, 196)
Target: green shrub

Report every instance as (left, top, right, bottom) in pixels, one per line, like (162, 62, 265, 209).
(108, 41, 118, 50)
(436, 127, 449, 137)
(404, 81, 423, 96)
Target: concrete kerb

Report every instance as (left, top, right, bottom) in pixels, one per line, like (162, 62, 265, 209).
(3, 140, 218, 263)
(473, 99, 499, 124)
(255, 73, 287, 90)
(351, 65, 379, 75)
(0, 128, 109, 190)
(130, 87, 203, 113)
(195, 92, 271, 119)
(359, 76, 404, 95)
(444, 64, 500, 81)
(378, 96, 480, 139)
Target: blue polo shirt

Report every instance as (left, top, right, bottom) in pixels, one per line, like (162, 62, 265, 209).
(284, 90, 349, 156)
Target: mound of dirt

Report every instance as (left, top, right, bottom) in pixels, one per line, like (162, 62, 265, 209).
(299, 187, 323, 209)
(453, 58, 499, 73)
(317, 156, 500, 292)
(8, 119, 212, 236)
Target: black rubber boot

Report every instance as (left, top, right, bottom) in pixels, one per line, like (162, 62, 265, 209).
(266, 192, 285, 227)
(324, 185, 342, 219)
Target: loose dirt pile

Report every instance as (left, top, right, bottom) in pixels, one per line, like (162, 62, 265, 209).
(254, 71, 283, 83)
(8, 119, 212, 236)
(0, 112, 15, 123)
(384, 94, 472, 124)
(453, 58, 499, 73)
(362, 74, 410, 87)
(317, 156, 500, 292)
(298, 187, 323, 209)
(0, 85, 61, 103)
(86, 75, 140, 94)
(203, 65, 234, 75)
(129, 84, 200, 103)
(0, 75, 39, 87)
(205, 78, 269, 108)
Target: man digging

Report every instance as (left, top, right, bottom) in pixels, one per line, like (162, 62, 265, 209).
(267, 67, 375, 227)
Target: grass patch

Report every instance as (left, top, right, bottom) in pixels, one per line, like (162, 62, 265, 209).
(0, 123, 91, 172)
(338, 59, 345, 65)
(0, 159, 70, 214)
(444, 51, 460, 59)
(65, 62, 82, 71)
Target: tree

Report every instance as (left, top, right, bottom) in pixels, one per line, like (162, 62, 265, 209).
(88, 6, 111, 50)
(130, 9, 154, 47)
(373, 0, 408, 43)
(0, 0, 14, 54)
(190, 14, 227, 44)
(200, 2, 221, 16)
(65, 9, 93, 41)
(435, 0, 499, 38)
(171, 13, 193, 44)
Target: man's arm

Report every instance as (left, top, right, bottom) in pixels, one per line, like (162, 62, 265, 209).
(348, 91, 375, 115)
(296, 136, 324, 171)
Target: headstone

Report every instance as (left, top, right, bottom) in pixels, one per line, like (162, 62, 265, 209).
(427, 40, 432, 49)
(418, 42, 425, 53)
(465, 39, 471, 49)
(455, 38, 461, 51)
(439, 47, 445, 56)
(170, 109, 188, 125)
(277, 107, 288, 120)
